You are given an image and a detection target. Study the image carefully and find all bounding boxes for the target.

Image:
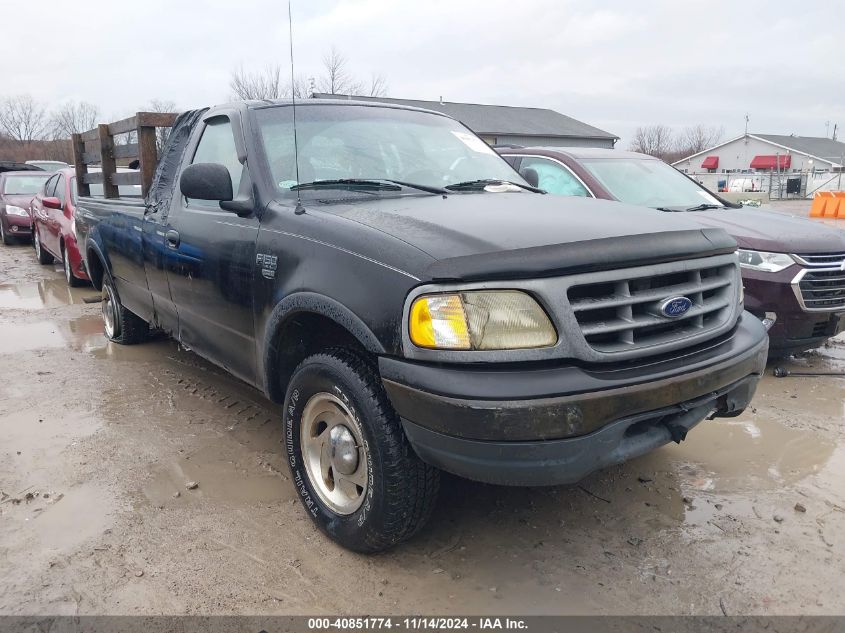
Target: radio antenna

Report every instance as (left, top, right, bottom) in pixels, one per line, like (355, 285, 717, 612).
(287, 0, 304, 213)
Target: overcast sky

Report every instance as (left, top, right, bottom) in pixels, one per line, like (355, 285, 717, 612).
(4, 0, 844, 145)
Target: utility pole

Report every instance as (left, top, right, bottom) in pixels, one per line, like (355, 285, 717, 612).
(744, 113, 749, 136)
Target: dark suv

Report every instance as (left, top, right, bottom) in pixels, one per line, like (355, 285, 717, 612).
(499, 147, 845, 356)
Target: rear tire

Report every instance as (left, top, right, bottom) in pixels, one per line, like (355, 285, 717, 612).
(101, 273, 148, 344)
(34, 228, 54, 264)
(283, 347, 439, 552)
(62, 245, 83, 287)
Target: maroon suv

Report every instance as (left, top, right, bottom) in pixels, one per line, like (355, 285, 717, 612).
(498, 147, 845, 356)
(0, 171, 52, 245)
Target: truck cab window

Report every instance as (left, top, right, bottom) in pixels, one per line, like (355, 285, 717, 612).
(189, 118, 242, 204)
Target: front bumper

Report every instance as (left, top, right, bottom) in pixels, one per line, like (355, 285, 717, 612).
(742, 267, 844, 352)
(2, 213, 32, 237)
(380, 313, 768, 486)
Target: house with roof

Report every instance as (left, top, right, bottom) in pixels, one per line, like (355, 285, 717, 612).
(312, 93, 619, 149)
(672, 133, 845, 174)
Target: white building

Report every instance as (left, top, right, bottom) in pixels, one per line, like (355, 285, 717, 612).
(672, 133, 845, 197)
(673, 133, 845, 174)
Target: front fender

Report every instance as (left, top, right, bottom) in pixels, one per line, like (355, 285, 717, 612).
(260, 291, 386, 399)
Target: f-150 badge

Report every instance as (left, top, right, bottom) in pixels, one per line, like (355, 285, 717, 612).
(256, 253, 277, 279)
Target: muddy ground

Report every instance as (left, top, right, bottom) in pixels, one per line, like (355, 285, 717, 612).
(1, 223, 844, 616)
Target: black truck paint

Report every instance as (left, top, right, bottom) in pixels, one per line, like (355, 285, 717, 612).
(75, 100, 768, 551)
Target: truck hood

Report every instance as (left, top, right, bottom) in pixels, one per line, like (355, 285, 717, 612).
(691, 207, 845, 253)
(322, 193, 737, 281)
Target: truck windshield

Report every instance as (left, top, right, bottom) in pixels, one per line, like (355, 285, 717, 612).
(578, 158, 724, 210)
(254, 104, 524, 194)
(2, 174, 51, 195)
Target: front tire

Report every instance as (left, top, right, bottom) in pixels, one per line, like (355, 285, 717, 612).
(101, 273, 148, 344)
(34, 228, 54, 264)
(284, 348, 439, 552)
(0, 220, 13, 246)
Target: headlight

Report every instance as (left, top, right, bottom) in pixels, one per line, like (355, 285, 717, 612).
(737, 249, 795, 273)
(6, 205, 29, 217)
(409, 290, 557, 350)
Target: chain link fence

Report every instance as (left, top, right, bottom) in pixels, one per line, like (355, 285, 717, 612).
(684, 170, 845, 200)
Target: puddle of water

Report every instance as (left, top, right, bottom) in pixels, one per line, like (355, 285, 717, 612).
(670, 416, 836, 492)
(141, 444, 292, 508)
(91, 338, 180, 362)
(0, 280, 98, 310)
(0, 317, 106, 354)
(15, 482, 118, 552)
(0, 408, 103, 483)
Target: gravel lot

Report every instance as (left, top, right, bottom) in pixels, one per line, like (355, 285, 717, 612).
(1, 232, 844, 616)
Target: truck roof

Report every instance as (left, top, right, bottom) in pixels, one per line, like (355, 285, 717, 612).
(242, 98, 456, 121)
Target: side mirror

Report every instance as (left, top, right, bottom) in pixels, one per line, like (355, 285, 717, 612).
(42, 196, 62, 209)
(519, 167, 540, 188)
(180, 163, 233, 202)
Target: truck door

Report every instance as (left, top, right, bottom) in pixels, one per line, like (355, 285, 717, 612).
(163, 115, 259, 385)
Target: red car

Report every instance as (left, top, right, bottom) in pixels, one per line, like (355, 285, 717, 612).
(30, 168, 90, 286)
(0, 170, 51, 245)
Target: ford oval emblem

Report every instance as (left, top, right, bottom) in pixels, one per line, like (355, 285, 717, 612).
(660, 296, 693, 318)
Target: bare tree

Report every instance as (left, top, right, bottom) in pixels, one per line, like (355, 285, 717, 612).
(0, 95, 48, 146)
(676, 124, 725, 157)
(319, 47, 362, 95)
(628, 125, 675, 161)
(367, 72, 388, 98)
(230, 64, 284, 100)
(291, 75, 314, 99)
(144, 99, 178, 154)
(51, 101, 99, 139)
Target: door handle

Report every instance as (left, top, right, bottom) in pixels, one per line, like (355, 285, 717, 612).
(165, 229, 180, 248)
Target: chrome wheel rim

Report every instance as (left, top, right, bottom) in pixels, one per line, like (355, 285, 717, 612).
(102, 284, 117, 338)
(300, 392, 368, 515)
(34, 230, 40, 257)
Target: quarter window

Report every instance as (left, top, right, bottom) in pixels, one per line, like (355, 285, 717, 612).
(520, 156, 590, 197)
(44, 174, 59, 197)
(54, 175, 66, 206)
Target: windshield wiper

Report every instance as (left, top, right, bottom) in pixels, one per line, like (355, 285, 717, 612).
(445, 179, 544, 193)
(289, 178, 447, 195)
(290, 179, 401, 193)
(685, 203, 725, 212)
(656, 203, 724, 212)
(382, 179, 449, 195)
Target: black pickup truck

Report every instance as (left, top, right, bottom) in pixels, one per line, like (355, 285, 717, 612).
(74, 100, 768, 552)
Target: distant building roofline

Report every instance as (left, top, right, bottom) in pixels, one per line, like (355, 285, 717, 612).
(311, 93, 619, 141)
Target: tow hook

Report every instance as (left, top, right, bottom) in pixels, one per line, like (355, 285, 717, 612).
(761, 312, 777, 332)
(665, 423, 688, 444)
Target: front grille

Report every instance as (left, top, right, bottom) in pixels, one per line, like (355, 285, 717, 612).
(793, 253, 845, 267)
(795, 269, 845, 311)
(567, 258, 738, 354)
